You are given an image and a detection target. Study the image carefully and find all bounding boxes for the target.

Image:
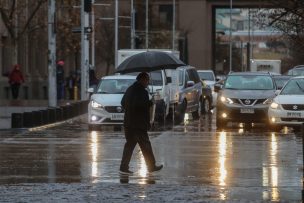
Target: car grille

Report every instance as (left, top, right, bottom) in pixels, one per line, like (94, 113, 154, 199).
(104, 106, 125, 113)
(231, 98, 266, 106)
(281, 104, 304, 111)
(281, 118, 304, 122)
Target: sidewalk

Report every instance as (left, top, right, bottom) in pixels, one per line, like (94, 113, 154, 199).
(0, 100, 75, 129)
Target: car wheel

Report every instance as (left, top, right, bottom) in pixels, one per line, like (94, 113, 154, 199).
(267, 123, 281, 132)
(192, 99, 201, 120)
(88, 124, 99, 131)
(201, 98, 211, 114)
(216, 115, 227, 130)
(114, 125, 122, 131)
(175, 100, 187, 125)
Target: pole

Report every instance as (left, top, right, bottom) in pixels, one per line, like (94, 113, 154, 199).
(229, 0, 232, 72)
(115, 0, 118, 68)
(145, 0, 149, 49)
(172, 0, 175, 51)
(81, 0, 90, 100)
(131, 0, 135, 49)
(48, 0, 56, 107)
(247, 8, 251, 71)
(91, 0, 95, 70)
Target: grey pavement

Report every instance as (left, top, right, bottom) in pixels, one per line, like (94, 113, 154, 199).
(0, 114, 302, 202)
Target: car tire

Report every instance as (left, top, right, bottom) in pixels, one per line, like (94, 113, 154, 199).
(192, 99, 201, 120)
(88, 124, 99, 131)
(114, 125, 122, 131)
(216, 115, 227, 129)
(201, 98, 211, 114)
(267, 123, 281, 132)
(175, 100, 187, 125)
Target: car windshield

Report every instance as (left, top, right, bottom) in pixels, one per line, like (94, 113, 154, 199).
(274, 77, 290, 89)
(125, 71, 163, 86)
(149, 71, 163, 86)
(280, 78, 304, 95)
(198, 72, 215, 81)
(96, 79, 135, 94)
(224, 75, 274, 90)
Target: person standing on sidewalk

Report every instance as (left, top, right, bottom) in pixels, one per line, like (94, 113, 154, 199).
(8, 64, 25, 99)
(120, 72, 163, 175)
(56, 60, 65, 100)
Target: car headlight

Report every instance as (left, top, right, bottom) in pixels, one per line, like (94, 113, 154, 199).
(91, 100, 103, 108)
(263, 98, 273, 105)
(220, 96, 233, 104)
(270, 102, 279, 109)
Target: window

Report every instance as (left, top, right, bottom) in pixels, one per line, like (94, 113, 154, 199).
(159, 5, 173, 26)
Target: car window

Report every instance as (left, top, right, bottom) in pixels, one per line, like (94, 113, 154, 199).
(149, 71, 163, 86)
(178, 69, 184, 86)
(96, 79, 135, 94)
(274, 77, 290, 89)
(198, 71, 215, 81)
(280, 79, 304, 95)
(224, 75, 274, 90)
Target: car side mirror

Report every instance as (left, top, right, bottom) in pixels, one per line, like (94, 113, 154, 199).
(275, 90, 280, 95)
(214, 83, 222, 92)
(166, 77, 172, 83)
(87, 87, 94, 93)
(186, 81, 195, 88)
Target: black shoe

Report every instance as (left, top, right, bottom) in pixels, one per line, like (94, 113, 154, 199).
(148, 164, 163, 173)
(119, 169, 134, 175)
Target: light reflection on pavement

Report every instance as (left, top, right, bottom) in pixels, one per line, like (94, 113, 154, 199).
(0, 113, 302, 202)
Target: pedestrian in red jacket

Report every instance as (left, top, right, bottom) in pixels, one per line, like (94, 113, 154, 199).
(8, 64, 25, 99)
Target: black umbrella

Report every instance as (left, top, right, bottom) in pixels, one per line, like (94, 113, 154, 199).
(115, 51, 186, 73)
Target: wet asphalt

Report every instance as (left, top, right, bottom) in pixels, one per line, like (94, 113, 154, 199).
(0, 112, 302, 202)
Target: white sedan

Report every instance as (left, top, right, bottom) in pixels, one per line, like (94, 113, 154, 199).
(268, 76, 304, 130)
(88, 74, 136, 130)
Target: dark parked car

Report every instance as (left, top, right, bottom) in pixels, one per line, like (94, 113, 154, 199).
(214, 72, 277, 129)
(172, 66, 202, 124)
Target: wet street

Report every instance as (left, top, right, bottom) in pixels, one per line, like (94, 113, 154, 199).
(0, 113, 302, 202)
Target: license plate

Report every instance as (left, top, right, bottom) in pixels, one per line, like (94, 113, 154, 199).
(240, 108, 254, 114)
(111, 113, 124, 120)
(287, 112, 301, 118)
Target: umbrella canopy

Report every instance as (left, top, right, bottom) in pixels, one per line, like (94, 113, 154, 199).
(115, 51, 185, 74)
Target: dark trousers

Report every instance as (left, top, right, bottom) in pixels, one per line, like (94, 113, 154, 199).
(11, 83, 20, 99)
(120, 128, 156, 170)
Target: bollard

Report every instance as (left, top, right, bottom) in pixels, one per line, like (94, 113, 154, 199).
(74, 86, 78, 100)
(61, 106, 69, 120)
(11, 113, 23, 128)
(48, 108, 56, 123)
(32, 111, 43, 127)
(55, 107, 63, 121)
(23, 112, 33, 128)
(40, 109, 49, 124)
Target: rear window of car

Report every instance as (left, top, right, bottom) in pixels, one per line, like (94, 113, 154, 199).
(198, 71, 215, 81)
(96, 79, 135, 94)
(224, 75, 274, 90)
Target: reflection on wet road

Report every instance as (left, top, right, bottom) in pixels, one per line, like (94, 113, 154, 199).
(0, 113, 302, 201)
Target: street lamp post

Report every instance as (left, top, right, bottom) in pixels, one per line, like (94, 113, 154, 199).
(48, 0, 56, 107)
(229, 0, 233, 73)
(172, 0, 175, 51)
(145, 0, 149, 49)
(115, 0, 118, 68)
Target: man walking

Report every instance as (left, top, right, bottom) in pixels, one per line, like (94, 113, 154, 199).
(120, 72, 163, 175)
